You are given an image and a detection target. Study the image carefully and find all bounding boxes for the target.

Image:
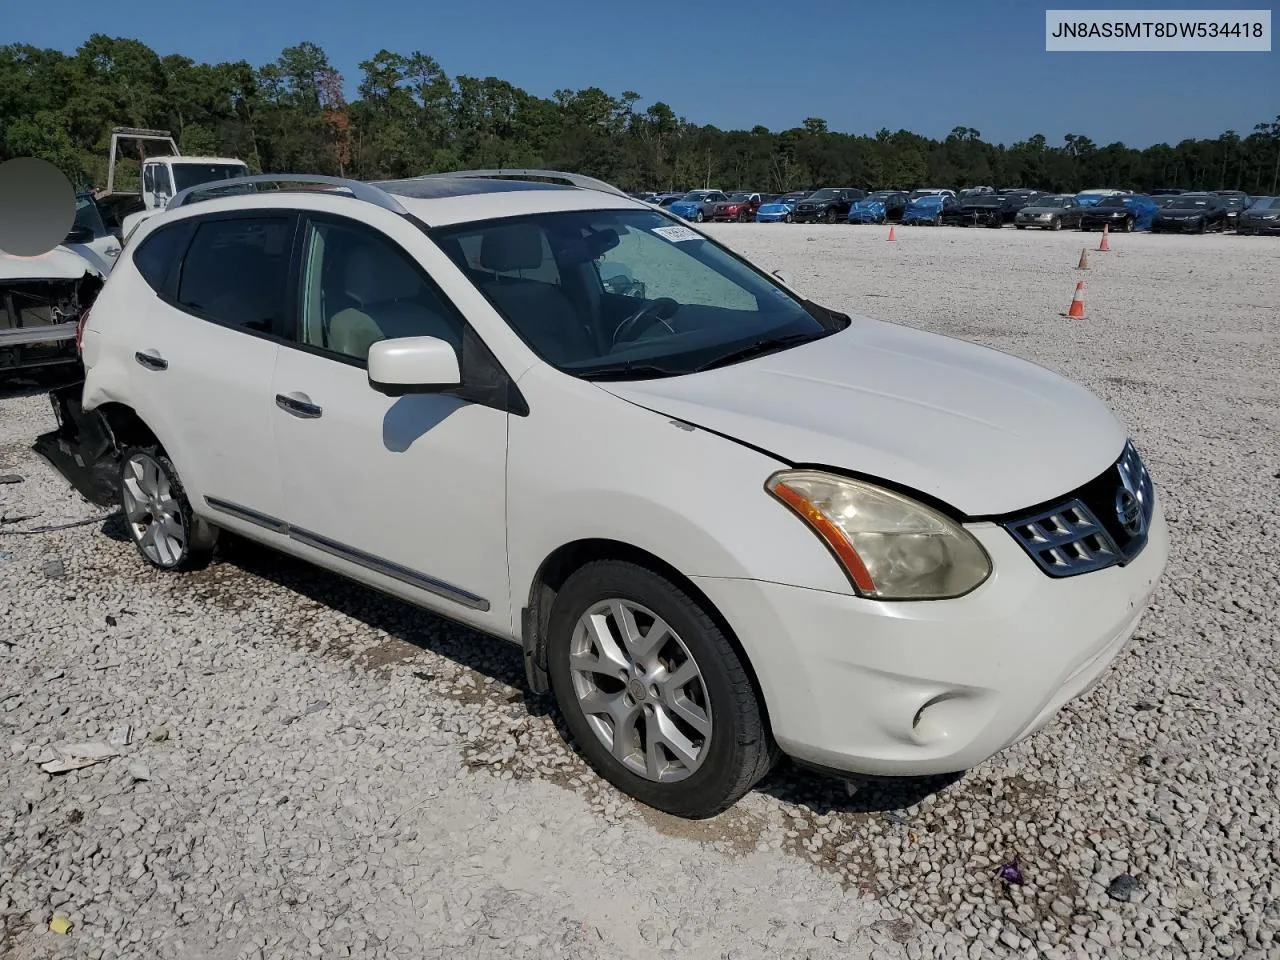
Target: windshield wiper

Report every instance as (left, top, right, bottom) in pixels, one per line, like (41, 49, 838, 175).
(578, 361, 687, 382)
(692, 332, 821, 373)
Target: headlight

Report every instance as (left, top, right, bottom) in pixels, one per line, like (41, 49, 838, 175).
(766, 470, 992, 600)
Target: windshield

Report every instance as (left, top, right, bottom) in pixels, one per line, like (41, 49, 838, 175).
(725, 193, 752, 202)
(433, 209, 836, 379)
(171, 162, 249, 192)
(1094, 197, 1129, 209)
(680, 192, 710, 201)
(72, 195, 108, 238)
(1166, 196, 1211, 209)
(1036, 196, 1070, 208)
(908, 190, 942, 200)
(807, 189, 840, 200)
(1249, 197, 1278, 210)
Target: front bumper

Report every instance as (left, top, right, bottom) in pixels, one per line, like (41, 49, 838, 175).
(1151, 218, 1202, 232)
(693, 505, 1169, 777)
(755, 211, 789, 222)
(792, 208, 834, 222)
(1238, 219, 1280, 234)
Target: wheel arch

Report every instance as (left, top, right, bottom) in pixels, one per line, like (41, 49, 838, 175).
(520, 537, 772, 731)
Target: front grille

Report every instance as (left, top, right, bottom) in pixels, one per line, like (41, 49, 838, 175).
(1002, 440, 1155, 578)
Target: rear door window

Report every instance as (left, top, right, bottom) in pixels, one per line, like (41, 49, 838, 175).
(175, 216, 293, 334)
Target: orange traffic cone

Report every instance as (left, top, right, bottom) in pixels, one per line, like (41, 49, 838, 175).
(887, 225, 896, 241)
(1077, 248, 1089, 269)
(1098, 223, 1110, 252)
(1061, 280, 1086, 319)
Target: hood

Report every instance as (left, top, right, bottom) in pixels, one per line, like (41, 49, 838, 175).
(1018, 205, 1061, 215)
(906, 196, 945, 210)
(0, 246, 96, 282)
(598, 318, 1126, 517)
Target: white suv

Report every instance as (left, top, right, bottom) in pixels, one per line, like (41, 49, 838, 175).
(73, 169, 1169, 818)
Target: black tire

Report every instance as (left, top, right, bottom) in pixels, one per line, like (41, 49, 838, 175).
(119, 446, 216, 572)
(547, 560, 777, 819)
(1122, 216, 1134, 233)
(1015, 224, 1026, 230)
(783, 212, 793, 223)
(1051, 217, 1062, 231)
(694, 210, 704, 223)
(1197, 217, 1206, 234)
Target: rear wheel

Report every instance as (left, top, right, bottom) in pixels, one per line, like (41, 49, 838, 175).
(547, 560, 777, 819)
(119, 447, 216, 572)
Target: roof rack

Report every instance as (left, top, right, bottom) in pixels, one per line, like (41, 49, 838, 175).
(166, 174, 409, 215)
(409, 169, 631, 199)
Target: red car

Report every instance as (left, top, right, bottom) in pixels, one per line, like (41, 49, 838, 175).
(710, 192, 766, 222)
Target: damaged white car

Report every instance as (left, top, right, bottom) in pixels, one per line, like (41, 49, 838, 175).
(0, 191, 117, 380)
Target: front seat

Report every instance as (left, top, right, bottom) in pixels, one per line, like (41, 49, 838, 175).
(477, 224, 595, 365)
(328, 245, 459, 360)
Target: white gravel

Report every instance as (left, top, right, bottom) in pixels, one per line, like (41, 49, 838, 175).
(3, 223, 1278, 960)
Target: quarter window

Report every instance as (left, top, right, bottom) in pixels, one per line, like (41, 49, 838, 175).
(295, 216, 464, 362)
(132, 220, 195, 296)
(175, 217, 291, 332)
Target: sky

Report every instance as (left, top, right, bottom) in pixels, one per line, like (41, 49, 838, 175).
(7, 0, 1278, 148)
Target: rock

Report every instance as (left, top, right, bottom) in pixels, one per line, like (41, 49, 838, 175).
(1106, 875, 1139, 903)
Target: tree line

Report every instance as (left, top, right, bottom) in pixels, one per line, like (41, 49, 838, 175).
(3, 35, 1278, 198)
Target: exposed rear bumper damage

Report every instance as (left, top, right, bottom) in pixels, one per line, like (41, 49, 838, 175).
(32, 379, 121, 508)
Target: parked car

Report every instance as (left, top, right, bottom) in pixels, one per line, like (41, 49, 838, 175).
(755, 191, 810, 223)
(1014, 194, 1084, 230)
(710, 192, 766, 222)
(1149, 193, 1229, 233)
(901, 192, 960, 225)
(1079, 194, 1159, 233)
(1235, 196, 1280, 234)
(651, 193, 686, 209)
(1211, 192, 1249, 230)
(848, 191, 909, 224)
(2, 212, 111, 379)
(941, 194, 1002, 227)
(668, 190, 729, 222)
(791, 188, 868, 224)
(46, 167, 1169, 820)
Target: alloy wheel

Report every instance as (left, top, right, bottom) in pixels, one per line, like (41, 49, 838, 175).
(122, 452, 187, 567)
(568, 599, 712, 783)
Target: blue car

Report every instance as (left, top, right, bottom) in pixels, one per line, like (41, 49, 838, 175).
(667, 190, 729, 222)
(1079, 193, 1160, 232)
(901, 193, 950, 225)
(755, 191, 811, 222)
(848, 191, 909, 224)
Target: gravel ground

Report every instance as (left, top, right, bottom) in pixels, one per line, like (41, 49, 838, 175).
(3, 223, 1279, 960)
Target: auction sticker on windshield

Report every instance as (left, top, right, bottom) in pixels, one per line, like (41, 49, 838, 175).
(652, 224, 702, 242)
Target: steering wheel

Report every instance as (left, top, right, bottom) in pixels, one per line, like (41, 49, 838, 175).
(612, 297, 679, 347)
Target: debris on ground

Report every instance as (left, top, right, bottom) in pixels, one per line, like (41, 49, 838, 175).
(37, 741, 121, 774)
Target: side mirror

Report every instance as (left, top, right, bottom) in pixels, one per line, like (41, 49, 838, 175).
(368, 336, 461, 396)
(64, 225, 95, 245)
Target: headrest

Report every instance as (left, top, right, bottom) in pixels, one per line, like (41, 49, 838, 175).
(343, 244, 423, 304)
(479, 224, 544, 273)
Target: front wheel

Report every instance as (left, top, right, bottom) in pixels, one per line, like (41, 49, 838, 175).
(695, 211, 704, 223)
(547, 560, 777, 819)
(1122, 217, 1134, 233)
(783, 212, 793, 223)
(1051, 217, 1062, 231)
(825, 208, 838, 223)
(120, 447, 216, 572)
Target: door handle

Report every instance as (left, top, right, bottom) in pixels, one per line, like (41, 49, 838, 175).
(275, 392, 323, 419)
(134, 351, 168, 371)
